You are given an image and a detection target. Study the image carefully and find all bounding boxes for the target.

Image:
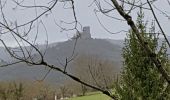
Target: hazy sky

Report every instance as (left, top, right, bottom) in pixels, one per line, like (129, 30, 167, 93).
(0, 0, 170, 47)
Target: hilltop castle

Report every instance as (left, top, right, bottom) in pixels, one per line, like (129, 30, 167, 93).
(72, 26, 92, 40)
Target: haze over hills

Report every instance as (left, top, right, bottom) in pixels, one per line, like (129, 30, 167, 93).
(0, 36, 123, 83)
(0, 27, 169, 84)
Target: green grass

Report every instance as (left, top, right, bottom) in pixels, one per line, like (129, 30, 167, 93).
(69, 92, 111, 100)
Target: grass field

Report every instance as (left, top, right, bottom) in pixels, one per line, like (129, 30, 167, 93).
(69, 92, 111, 100)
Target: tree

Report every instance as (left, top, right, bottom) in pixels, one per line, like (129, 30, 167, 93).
(0, 82, 24, 100)
(12, 82, 24, 100)
(72, 55, 118, 90)
(114, 10, 170, 100)
(0, 85, 11, 100)
(59, 85, 69, 98)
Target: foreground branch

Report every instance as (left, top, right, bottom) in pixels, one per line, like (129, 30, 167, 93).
(147, 0, 170, 48)
(41, 61, 117, 100)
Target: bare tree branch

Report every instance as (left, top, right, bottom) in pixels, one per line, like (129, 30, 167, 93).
(147, 0, 170, 48)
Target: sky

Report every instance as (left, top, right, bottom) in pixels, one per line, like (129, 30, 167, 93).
(0, 0, 170, 47)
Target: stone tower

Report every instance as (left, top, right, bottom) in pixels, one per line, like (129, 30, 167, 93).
(81, 26, 91, 39)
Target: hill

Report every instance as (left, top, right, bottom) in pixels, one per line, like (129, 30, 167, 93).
(0, 36, 169, 83)
(0, 38, 122, 83)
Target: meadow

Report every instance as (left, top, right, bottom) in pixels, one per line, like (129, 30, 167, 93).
(69, 92, 111, 100)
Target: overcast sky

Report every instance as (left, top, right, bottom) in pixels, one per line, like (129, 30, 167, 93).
(0, 0, 170, 47)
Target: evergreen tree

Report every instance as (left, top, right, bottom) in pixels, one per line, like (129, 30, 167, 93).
(114, 9, 170, 100)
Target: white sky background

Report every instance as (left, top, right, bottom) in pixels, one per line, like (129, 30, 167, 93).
(0, 0, 170, 47)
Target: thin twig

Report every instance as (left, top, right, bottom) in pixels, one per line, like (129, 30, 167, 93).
(147, 0, 170, 48)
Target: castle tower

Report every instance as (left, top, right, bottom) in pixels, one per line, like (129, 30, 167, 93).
(71, 26, 92, 40)
(81, 26, 91, 39)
